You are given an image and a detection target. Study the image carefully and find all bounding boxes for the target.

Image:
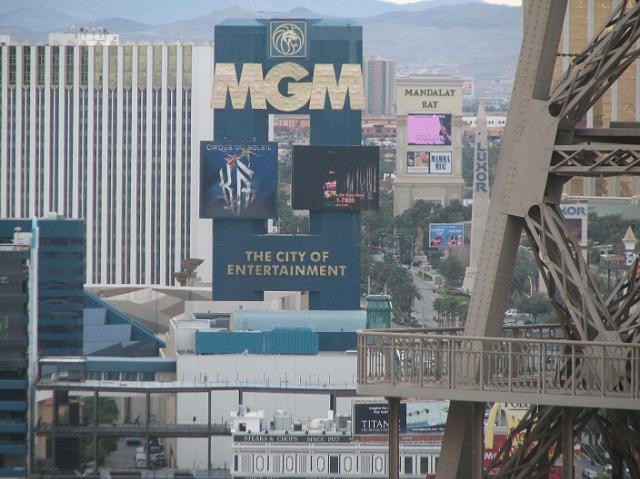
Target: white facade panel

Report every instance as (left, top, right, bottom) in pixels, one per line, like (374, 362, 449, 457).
(130, 46, 138, 284)
(0, 46, 8, 216)
(29, 46, 37, 215)
(86, 45, 95, 283)
(14, 47, 22, 217)
(72, 45, 80, 218)
(100, 47, 109, 283)
(190, 45, 214, 282)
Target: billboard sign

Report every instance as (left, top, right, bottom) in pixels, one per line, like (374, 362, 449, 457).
(429, 151, 452, 174)
(406, 151, 452, 174)
(212, 19, 364, 309)
(292, 146, 379, 211)
(560, 203, 588, 246)
(200, 142, 278, 219)
(407, 113, 452, 145)
(462, 77, 474, 98)
(353, 403, 407, 435)
(406, 401, 448, 434)
(429, 223, 464, 248)
(353, 401, 448, 436)
(406, 151, 430, 173)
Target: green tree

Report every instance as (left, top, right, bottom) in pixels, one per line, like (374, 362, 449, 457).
(513, 293, 554, 322)
(84, 397, 119, 424)
(438, 256, 465, 287)
(433, 296, 468, 321)
(368, 259, 422, 322)
(82, 398, 119, 465)
(587, 212, 634, 247)
(394, 199, 471, 252)
(277, 193, 309, 234)
(510, 248, 538, 300)
(362, 189, 394, 248)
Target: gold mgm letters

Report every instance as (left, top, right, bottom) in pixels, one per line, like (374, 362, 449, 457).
(211, 62, 365, 112)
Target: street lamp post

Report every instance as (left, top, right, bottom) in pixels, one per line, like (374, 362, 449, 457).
(409, 235, 414, 272)
(394, 234, 400, 264)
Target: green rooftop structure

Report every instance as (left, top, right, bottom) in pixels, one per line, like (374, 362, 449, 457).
(366, 295, 392, 329)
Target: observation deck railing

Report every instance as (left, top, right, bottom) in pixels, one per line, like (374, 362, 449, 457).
(357, 327, 640, 410)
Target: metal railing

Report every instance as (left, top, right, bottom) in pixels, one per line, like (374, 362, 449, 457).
(389, 323, 566, 339)
(37, 376, 357, 391)
(36, 422, 230, 436)
(357, 331, 640, 408)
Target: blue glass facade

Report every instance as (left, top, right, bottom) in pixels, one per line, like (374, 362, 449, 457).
(0, 219, 85, 355)
(0, 248, 29, 475)
(211, 19, 364, 310)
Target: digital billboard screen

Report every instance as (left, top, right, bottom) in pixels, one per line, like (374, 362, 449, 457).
(407, 113, 452, 145)
(200, 142, 278, 219)
(429, 223, 464, 248)
(291, 146, 379, 211)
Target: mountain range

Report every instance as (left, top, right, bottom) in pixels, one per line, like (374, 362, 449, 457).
(0, 0, 522, 88)
(0, 0, 499, 25)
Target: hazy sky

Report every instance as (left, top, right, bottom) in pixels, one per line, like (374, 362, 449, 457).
(385, 0, 521, 4)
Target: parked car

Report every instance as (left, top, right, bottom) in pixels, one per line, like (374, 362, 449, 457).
(150, 452, 167, 468)
(149, 444, 163, 454)
(126, 437, 141, 446)
(135, 452, 147, 469)
(581, 469, 598, 479)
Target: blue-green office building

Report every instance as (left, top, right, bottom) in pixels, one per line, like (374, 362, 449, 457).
(0, 218, 85, 356)
(0, 240, 31, 476)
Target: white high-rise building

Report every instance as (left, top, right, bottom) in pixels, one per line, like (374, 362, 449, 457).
(0, 40, 214, 285)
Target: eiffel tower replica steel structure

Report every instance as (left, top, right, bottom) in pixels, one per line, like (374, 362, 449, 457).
(357, 1, 640, 478)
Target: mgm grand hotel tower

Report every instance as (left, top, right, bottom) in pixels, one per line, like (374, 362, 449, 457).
(207, 19, 370, 311)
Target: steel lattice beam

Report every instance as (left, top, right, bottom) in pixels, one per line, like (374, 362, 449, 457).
(438, 1, 640, 478)
(486, 216, 640, 478)
(549, 0, 640, 126)
(551, 144, 640, 176)
(524, 204, 618, 341)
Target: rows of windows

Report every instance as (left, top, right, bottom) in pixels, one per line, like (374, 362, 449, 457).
(233, 452, 440, 476)
(85, 371, 155, 382)
(1, 44, 201, 286)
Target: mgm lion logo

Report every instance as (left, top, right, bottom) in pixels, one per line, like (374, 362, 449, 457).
(270, 21, 307, 58)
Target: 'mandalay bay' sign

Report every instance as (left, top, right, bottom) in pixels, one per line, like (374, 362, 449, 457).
(211, 62, 365, 112)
